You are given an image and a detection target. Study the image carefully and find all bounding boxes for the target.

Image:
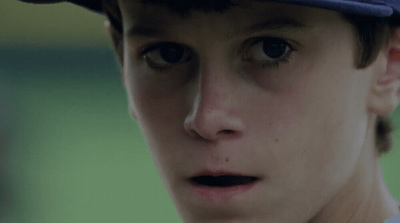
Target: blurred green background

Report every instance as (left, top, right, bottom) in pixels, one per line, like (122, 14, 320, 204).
(1, 1, 399, 223)
(2, 1, 181, 222)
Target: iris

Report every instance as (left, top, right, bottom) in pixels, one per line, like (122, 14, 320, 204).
(159, 43, 185, 64)
(263, 38, 288, 59)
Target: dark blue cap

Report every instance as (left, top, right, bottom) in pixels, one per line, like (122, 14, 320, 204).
(20, 0, 400, 19)
(280, 0, 400, 18)
(20, 0, 103, 12)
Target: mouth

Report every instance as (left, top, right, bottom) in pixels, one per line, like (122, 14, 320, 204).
(188, 173, 260, 200)
(190, 175, 259, 187)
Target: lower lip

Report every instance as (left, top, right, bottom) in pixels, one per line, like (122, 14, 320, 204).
(189, 180, 259, 201)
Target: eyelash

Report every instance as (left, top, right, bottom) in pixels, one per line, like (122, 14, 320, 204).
(241, 37, 296, 69)
(139, 37, 296, 72)
(140, 42, 187, 72)
(139, 41, 192, 73)
(260, 52, 293, 69)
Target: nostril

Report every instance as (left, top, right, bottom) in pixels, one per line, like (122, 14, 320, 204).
(187, 129, 201, 138)
(184, 105, 243, 140)
(219, 130, 235, 134)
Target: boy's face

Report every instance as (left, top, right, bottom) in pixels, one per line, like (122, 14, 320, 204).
(117, 0, 384, 222)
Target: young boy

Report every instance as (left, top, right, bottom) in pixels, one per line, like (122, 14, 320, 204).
(20, 0, 400, 222)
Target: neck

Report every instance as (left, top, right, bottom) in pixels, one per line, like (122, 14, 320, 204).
(309, 122, 399, 223)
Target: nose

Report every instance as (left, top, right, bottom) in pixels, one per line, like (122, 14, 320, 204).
(184, 62, 244, 141)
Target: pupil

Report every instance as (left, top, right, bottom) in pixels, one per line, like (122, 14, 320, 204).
(160, 44, 184, 63)
(263, 39, 287, 59)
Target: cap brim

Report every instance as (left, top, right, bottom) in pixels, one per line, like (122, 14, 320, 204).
(20, 0, 397, 18)
(68, 0, 102, 12)
(278, 0, 394, 17)
(19, 0, 103, 12)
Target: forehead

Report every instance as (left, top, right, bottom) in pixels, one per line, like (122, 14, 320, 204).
(117, 0, 334, 18)
(118, 0, 237, 15)
(117, 0, 347, 37)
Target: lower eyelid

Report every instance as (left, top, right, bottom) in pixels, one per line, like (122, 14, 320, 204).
(243, 45, 292, 63)
(246, 47, 297, 70)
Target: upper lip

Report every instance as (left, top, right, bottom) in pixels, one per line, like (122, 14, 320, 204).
(190, 170, 253, 178)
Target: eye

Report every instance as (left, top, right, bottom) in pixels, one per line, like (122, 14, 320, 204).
(143, 42, 191, 69)
(244, 37, 293, 65)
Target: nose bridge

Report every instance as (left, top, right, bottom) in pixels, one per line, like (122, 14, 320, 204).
(198, 61, 231, 111)
(184, 56, 243, 140)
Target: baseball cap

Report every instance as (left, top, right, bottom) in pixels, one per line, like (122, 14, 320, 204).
(20, 0, 103, 12)
(20, 0, 400, 18)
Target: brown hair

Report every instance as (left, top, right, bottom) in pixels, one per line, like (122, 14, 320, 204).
(343, 15, 396, 153)
(102, 0, 396, 153)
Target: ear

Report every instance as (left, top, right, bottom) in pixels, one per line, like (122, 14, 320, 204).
(105, 20, 138, 120)
(367, 28, 400, 115)
(105, 20, 124, 67)
(105, 19, 128, 88)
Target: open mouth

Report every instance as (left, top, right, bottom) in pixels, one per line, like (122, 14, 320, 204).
(190, 175, 258, 187)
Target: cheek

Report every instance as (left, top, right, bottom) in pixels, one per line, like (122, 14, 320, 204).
(247, 57, 370, 193)
(124, 63, 189, 149)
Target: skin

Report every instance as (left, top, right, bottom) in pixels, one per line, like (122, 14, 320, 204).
(109, 1, 400, 222)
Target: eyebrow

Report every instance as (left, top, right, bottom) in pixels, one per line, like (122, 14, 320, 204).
(247, 18, 306, 33)
(126, 17, 307, 39)
(126, 26, 167, 39)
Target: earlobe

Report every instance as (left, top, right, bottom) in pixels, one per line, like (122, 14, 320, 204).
(368, 29, 400, 115)
(129, 102, 138, 120)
